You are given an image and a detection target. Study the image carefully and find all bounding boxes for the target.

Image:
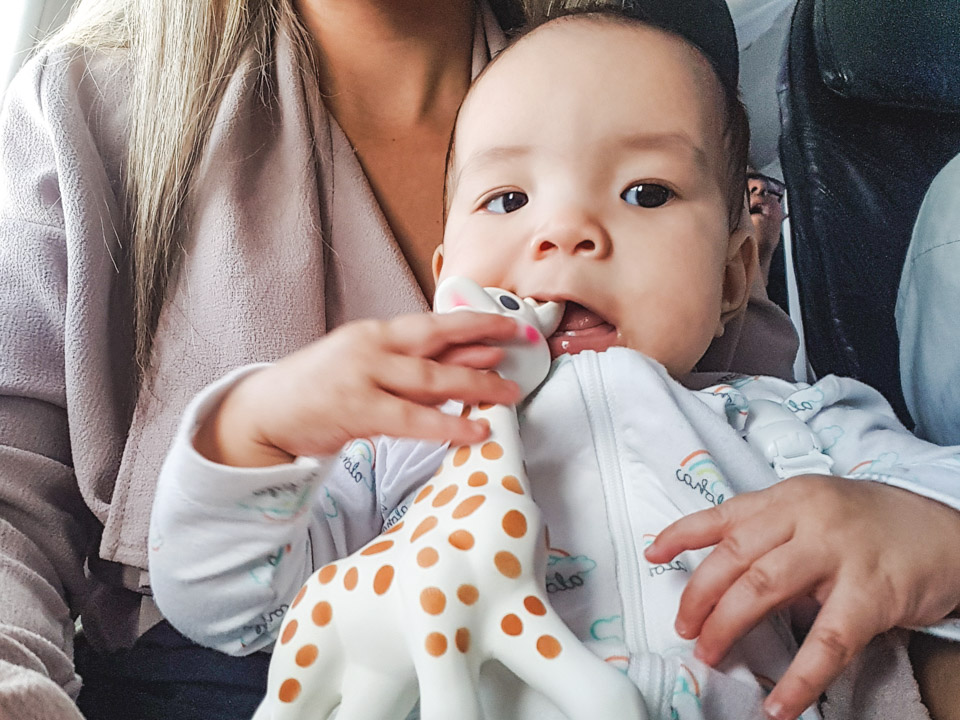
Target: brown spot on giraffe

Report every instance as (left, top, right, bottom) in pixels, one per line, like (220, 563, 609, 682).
(295, 644, 319, 667)
(373, 565, 394, 595)
(494, 551, 522, 578)
(278, 678, 301, 703)
(468, 471, 488, 487)
(414, 484, 434, 503)
(410, 516, 438, 542)
(317, 564, 337, 584)
(537, 635, 563, 658)
(481, 442, 504, 460)
(312, 601, 332, 627)
(291, 585, 307, 609)
(420, 587, 446, 615)
(280, 619, 298, 645)
(417, 547, 439, 568)
(361, 540, 394, 556)
(502, 510, 527, 538)
(457, 584, 479, 605)
(343, 567, 359, 591)
(455, 628, 471, 653)
(453, 446, 471, 467)
(449, 530, 475, 550)
(425, 632, 447, 657)
(452, 495, 485, 519)
(501, 614, 523, 636)
(432, 485, 458, 507)
(524, 596, 547, 616)
(502, 475, 524, 494)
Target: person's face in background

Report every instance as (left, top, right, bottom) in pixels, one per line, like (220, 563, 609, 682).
(747, 171, 785, 282)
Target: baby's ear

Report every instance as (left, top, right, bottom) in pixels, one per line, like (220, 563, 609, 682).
(716, 205, 758, 337)
(432, 244, 444, 283)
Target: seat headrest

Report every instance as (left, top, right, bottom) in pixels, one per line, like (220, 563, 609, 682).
(813, 0, 960, 113)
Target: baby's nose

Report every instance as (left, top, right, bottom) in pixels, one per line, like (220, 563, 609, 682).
(530, 209, 611, 259)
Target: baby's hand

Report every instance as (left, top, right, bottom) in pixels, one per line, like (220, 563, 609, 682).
(644, 475, 960, 720)
(194, 311, 522, 467)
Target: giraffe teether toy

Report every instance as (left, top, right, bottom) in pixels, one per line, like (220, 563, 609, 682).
(253, 277, 648, 720)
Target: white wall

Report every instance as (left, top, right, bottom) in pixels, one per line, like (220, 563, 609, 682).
(2, 0, 76, 94)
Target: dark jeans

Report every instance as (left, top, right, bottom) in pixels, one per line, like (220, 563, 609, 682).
(75, 621, 270, 720)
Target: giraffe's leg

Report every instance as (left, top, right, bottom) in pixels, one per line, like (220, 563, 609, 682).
(333, 664, 418, 720)
(264, 645, 342, 720)
(413, 651, 483, 720)
(491, 602, 650, 720)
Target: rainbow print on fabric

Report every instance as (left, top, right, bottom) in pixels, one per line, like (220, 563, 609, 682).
(675, 449, 730, 507)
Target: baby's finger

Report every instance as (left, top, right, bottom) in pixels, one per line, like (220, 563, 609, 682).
(692, 543, 815, 665)
(383, 312, 520, 359)
(763, 588, 879, 720)
(369, 397, 492, 446)
(675, 519, 793, 640)
(376, 355, 520, 407)
(435, 344, 506, 369)
(645, 499, 747, 564)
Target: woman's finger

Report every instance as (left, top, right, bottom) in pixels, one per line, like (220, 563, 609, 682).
(674, 515, 794, 640)
(692, 542, 817, 665)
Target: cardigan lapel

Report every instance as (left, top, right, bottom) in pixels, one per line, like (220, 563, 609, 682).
(103, 3, 507, 573)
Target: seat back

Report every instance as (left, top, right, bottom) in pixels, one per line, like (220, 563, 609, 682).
(778, 0, 960, 423)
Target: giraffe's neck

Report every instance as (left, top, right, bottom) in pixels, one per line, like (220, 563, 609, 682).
(443, 402, 531, 496)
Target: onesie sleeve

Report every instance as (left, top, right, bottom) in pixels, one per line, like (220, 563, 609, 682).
(148, 365, 444, 655)
(783, 375, 960, 513)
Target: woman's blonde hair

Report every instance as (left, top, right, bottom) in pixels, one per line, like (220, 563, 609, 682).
(47, 0, 317, 374)
(48, 0, 532, 375)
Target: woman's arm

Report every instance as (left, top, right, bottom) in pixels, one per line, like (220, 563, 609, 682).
(0, 56, 99, 714)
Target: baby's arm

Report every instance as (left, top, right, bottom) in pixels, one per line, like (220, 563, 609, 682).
(148, 365, 444, 654)
(646, 375, 960, 720)
(149, 366, 343, 655)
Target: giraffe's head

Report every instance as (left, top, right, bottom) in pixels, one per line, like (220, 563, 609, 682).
(434, 276, 564, 398)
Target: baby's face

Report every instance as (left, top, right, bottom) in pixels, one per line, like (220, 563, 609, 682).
(439, 18, 752, 377)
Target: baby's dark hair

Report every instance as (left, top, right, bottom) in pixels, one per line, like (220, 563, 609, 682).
(445, 3, 751, 230)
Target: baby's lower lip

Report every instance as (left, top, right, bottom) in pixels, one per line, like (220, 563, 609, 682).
(547, 323, 618, 358)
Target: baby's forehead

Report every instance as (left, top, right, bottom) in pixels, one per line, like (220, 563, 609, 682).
(451, 15, 729, 179)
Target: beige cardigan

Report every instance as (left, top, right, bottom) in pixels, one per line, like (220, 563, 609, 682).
(4, 7, 914, 719)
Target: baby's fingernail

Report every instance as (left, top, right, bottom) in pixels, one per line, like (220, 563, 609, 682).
(675, 621, 690, 638)
(763, 700, 787, 720)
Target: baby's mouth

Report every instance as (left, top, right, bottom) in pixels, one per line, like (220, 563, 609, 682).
(547, 302, 618, 358)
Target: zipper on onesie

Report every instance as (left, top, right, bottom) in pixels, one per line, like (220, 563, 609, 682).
(576, 352, 670, 716)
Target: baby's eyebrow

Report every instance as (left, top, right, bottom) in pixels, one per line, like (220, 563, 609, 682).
(454, 144, 532, 186)
(614, 131, 709, 170)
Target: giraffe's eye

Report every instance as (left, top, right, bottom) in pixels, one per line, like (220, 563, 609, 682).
(499, 294, 520, 311)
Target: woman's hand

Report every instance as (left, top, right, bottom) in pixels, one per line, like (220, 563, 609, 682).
(644, 474, 960, 720)
(194, 311, 523, 467)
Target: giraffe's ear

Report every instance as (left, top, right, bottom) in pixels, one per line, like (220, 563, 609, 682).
(434, 276, 499, 315)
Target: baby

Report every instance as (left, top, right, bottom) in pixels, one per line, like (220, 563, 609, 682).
(150, 6, 960, 720)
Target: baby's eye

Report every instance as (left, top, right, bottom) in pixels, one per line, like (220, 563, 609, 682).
(621, 183, 672, 208)
(484, 191, 528, 214)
